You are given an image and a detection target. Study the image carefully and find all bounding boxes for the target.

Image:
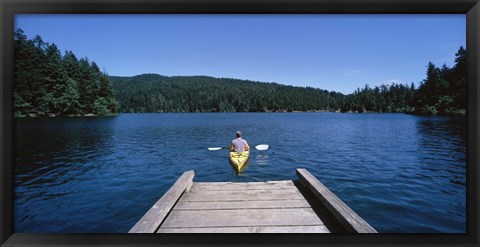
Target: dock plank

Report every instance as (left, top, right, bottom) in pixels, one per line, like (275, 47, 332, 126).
(297, 168, 377, 233)
(160, 208, 324, 228)
(191, 181, 296, 191)
(129, 171, 195, 233)
(130, 168, 376, 234)
(174, 199, 315, 210)
(179, 188, 304, 202)
(157, 225, 330, 233)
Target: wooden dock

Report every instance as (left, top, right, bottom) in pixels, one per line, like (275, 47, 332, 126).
(129, 168, 377, 233)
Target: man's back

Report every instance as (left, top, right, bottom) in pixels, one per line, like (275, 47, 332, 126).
(231, 138, 247, 152)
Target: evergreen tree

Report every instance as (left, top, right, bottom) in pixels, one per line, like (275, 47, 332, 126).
(77, 58, 96, 114)
(14, 28, 465, 117)
(13, 28, 118, 117)
(452, 46, 466, 110)
(63, 51, 81, 81)
(413, 46, 466, 115)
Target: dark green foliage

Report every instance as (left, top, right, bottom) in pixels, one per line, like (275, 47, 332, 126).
(110, 74, 418, 114)
(15, 27, 464, 116)
(14, 29, 118, 117)
(109, 46, 466, 115)
(412, 46, 466, 115)
(110, 74, 341, 113)
(339, 83, 416, 113)
(111, 44, 465, 115)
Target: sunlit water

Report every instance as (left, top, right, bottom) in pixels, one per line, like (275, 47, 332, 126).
(14, 113, 466, 233)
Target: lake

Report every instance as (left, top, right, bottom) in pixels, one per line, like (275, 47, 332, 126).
(14, 113, 466, 233)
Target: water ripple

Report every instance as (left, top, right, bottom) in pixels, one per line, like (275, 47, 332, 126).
(14, 113, 466, 233)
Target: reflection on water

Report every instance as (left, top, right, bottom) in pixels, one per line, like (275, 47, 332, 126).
(15, 117, 117, 189)
(415, 116, 466, 187)
(14, 113, 466, 233)
(255, 154, 270, 165)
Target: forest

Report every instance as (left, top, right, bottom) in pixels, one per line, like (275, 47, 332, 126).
(110, 46, 466, 115)
(343, 44, 465, 115)
(110, 74, 343, 113)
(13, 29, 118, 117)
(110, 75, 415, 113)
(13, 28, 466, 116)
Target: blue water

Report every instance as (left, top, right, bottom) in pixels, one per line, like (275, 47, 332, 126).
(14, 113, 466, 233)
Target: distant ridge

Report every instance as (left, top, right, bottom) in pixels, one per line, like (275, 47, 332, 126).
(109, 73, 342, 113)
(110, 46, 466, 117)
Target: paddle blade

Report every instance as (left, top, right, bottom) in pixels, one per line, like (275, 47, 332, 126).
(208, 147, 222, 151)
(255, 144, 269, 150)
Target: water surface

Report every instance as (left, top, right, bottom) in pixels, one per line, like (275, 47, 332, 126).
(14, 113, 466, 233)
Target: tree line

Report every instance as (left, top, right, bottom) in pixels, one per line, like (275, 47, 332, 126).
(110, 74, 418, 114)
(110, 46, 465, 115)
(110, 73, 419, 114)
(413, 46, 466, 115)
(13, 28, 465, 117)
(14, 29, 118, 117)
(340, 83, 416, 113)
(110, 74, 345, 113)
(342, 46, 466, 115)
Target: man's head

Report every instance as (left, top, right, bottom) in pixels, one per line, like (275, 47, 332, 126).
(236, 131, 242, 138)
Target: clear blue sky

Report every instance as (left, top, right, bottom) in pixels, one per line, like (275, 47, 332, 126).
(15, 14, 465, 94)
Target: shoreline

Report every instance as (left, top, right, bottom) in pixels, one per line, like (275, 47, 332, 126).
(14, 111, 466, 118)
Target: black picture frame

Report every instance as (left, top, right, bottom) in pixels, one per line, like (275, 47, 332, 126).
(1, 0, 479, 246)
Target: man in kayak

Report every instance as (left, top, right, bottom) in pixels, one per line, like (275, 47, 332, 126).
(230, 131, 250, 152)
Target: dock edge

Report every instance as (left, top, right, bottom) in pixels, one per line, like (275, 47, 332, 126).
(129, 170, 195, 233)
(296, 168, 377, 233)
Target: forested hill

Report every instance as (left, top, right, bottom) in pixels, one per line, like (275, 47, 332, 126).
(110, 74, 416, 113)
(110, 46, 466, 115)
(12, 26, 465, 116)
(13, 29, 119, 117)
(110, 74, 345, 113)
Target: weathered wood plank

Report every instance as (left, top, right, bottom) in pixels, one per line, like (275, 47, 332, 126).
(296, 168, 377, 233)
(174, 199, 316, 210)
(160, 208, 324, 228)
(191, 180, 295, 191)
(179, 189, 305, 202)
(157, 225, 330, 233)
(129, 168, 377, 234)
(129, 170, 195, 233)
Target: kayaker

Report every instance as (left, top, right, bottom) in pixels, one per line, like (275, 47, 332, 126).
(230, 131, 250, 152)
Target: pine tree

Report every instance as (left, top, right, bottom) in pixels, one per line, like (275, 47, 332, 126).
(452, 46, 466, 110)
(13, 29, 118, 117)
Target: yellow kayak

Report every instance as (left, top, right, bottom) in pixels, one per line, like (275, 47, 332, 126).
(229, 151, 250, 172)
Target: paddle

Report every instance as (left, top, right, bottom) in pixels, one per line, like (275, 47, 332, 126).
(208, 144, 269, 151)
(254, 144, 269, 151)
